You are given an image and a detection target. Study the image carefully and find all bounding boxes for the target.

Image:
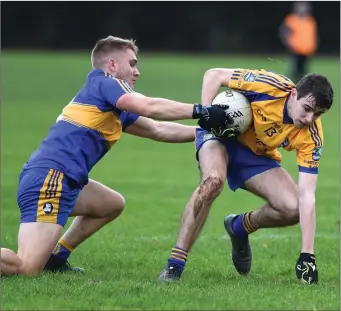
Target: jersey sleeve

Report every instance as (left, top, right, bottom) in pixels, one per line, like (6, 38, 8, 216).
(295, 120, 324, 174)
(120, 112, 140, 131)
(99, 77, 134, 107)
(227, 69, 295, 100)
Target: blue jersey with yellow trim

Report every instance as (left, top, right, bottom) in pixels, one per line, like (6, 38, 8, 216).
(227, 69, 323, 174)
(24, 69, 139, 186)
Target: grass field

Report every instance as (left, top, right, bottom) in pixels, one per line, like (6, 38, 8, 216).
(1, 52, 340, 310)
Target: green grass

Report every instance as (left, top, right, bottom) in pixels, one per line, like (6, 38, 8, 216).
(1, 52, 340, 310)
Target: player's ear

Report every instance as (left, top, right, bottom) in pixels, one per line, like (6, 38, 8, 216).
(291, 87, 297, 98)
(108, 58, 117, 73)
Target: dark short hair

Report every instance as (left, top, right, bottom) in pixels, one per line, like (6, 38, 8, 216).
(296, 73, 334, 110)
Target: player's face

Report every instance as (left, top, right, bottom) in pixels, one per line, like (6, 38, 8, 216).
(290, 90, 326, 128)
(109, 48, 140, 87)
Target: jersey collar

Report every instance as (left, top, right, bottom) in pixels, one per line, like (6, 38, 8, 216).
(283, 97, 294, 124)
(87, 69, 105, 78)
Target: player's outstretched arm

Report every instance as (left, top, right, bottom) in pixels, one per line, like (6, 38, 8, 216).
(295, 172, 319, 284)
(125, 116, 196, 143)
(117, 92, 195, 121)
(116, 92, 229, 135)
(101, 78, 199, 121)
(201, 68, 235, 105)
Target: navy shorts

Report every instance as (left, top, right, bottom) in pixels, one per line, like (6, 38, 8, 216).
(17, 168, 81, 226)
(195, 128, 281, 191)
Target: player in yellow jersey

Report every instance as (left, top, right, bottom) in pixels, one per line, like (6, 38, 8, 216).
(159, 68, 334, 285)
(0, 37, 236, 277)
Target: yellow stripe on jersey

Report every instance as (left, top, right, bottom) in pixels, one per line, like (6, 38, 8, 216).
(36, 169, 64, 223)
(102, 72, 133, 93)
(228, 69, 295, 98)
(116, 79, 134, 93)
(62, 103, 122, 147)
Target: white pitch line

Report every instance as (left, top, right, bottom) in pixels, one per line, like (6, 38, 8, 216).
(135, 232, 339, 242)
(221, 233, 340, 240)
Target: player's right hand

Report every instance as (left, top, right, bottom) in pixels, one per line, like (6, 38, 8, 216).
(193, 104, 236, 136)
(295, 253, 318, 285)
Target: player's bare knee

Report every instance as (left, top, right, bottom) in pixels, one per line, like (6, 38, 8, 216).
(98, 191, 125, 219)
(16, 260, 43, 276)
(199, 174, 225, 200)
(109, 192, 125, 217)
(283, 206, 299, 225)
(283, 196, 299, 224)
(270, 196, 299, 225)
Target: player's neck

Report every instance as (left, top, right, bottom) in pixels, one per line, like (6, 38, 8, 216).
(286, 96, 294, 119)
(101, 66, 116, 77)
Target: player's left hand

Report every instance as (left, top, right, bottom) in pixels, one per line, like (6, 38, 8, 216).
(211, 124, 240, 138)
(295, 252, 318, 285)
(210, 104, 240, 138)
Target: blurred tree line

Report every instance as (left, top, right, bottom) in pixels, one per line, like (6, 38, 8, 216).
(2, 1, 340, 54)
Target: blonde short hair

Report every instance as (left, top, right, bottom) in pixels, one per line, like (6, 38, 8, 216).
(91, 36, 139, 69)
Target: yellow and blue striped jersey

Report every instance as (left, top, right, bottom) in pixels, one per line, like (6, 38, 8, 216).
(228, 69, 323, 174)
(24, 69, 139, 187)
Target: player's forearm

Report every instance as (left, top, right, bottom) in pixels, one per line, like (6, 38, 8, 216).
(145, 97, 194, 121)
(201, 69, 223, 105)
(117, 93, 195, 121)
(154, 122, 197, 143)
(298, 196, 316, 254)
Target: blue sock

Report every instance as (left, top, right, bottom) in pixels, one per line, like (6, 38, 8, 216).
(167, 245, 188, 272)
(52, 239, 73, 261)
(232, 212, 257, 239)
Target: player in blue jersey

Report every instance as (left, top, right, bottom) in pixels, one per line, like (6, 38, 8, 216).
(1, 36, 238, 276)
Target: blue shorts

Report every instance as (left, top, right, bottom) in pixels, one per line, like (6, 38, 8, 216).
(17, 168, 81, 227)
(195, 128, 281, 191)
